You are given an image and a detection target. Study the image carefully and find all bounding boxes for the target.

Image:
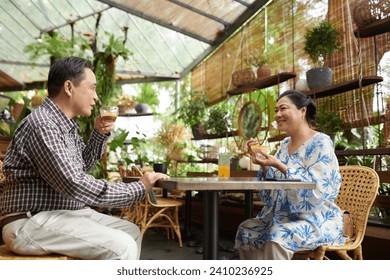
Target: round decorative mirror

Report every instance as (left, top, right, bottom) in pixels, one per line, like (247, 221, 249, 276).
(238, 101, 262, 139)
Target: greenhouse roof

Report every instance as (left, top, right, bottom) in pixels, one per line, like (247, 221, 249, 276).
(0, 0, 267, 91)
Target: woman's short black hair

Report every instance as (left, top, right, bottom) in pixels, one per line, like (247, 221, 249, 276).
(47, 56, 94, 98)
(278, 89, 317, 123)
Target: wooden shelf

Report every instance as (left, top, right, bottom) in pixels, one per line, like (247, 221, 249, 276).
(177, 159, 218, 164)
(267, 133, 288, 142)
(192, 130, 238, 140)
(307, 76, 383, 99)
(226, 72, 296, 96)
(354, 17, 390, 38)
(349, 114, 386, 128)
(335, 147, 390, 156)
(118, 113, 154, 117)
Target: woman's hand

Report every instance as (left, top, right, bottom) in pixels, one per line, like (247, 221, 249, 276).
(246, 138, 258, 157)
(246, 138, 287, 175)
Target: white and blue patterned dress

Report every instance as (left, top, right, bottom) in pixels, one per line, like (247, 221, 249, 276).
(235, 132, 346, 251)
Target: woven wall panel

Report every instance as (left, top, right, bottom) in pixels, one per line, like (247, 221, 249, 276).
(191, 0, 389, 128)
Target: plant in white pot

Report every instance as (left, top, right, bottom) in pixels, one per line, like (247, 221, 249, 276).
(304, 20, 342, 90)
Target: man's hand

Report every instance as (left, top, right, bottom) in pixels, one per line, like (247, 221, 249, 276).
(140, 172, 169, 194)
(95, 115, 115, 135)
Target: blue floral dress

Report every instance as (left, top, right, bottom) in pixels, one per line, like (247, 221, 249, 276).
(235, 132, 346, 251)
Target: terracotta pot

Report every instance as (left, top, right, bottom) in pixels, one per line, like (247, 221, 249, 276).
(352, 1, 376, 28)
(0, 136, 11, 156)
(12, 103, 24, 120)
(256, 65, 272, 80)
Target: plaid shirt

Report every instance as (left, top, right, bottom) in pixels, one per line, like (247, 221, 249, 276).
(0, 98, 145, 215)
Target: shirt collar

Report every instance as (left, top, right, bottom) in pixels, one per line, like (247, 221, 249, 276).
(41, 98, 78, 133)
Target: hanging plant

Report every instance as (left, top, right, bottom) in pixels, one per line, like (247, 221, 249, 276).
(24, 31, 90, 65)
(77, 32, 132, 141)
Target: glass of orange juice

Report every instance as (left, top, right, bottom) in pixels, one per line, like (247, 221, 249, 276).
(100, 106, 118, 122)
(218, 153, 230, 177)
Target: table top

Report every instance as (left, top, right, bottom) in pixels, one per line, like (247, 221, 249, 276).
(123, 176, 316, 191)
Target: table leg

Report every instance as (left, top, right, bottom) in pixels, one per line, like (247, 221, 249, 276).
(203, 190, 219, 260)
(185, 190, 197, 247)
(245, 190, 253, 218)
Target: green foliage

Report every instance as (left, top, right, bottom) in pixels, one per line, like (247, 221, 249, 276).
(244, 49, 268, 68)
(177, 89, 208, 128)
(24, 31, 90, 64)
(315, 111, 345, 135)
(136, 83, 160, 112)
(108, 128, 129, 152)
(304, 20, 341, 67)
(77, 33, 132, 141)
(0, 95, 31, 137)
(127, 130, 152, 166)
(205, 104, 229, 135)
(101, 33, 132, 60)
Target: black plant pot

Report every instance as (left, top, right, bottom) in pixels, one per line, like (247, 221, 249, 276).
(306, 67, 333, 90)
(135, 103, 150, 113)
(191, 124, 205, 140)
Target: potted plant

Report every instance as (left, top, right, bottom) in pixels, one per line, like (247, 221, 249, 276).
(204, 101, 232, 136)
(244, 49, 271, 80)
(177, 89, 208, 139)
(117, 94, 136, 114)
(304, 20, 342, 90)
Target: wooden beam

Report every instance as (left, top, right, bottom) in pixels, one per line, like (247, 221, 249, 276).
(377, 171, 390, 184)
(98, 0, 213, 44)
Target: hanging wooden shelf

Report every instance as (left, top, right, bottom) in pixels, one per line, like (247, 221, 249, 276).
(354, 17, 390, 38)
(176, 159, 218, 164)
(335, 147, 390, 156)
(268, 133, 288, 143)
(118, 113, 154, 117)
(227, 72, 296, 96)
(307, 76, 383, 99)
(192, 130, 238, 140)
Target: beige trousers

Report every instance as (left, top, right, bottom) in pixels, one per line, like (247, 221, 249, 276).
(239, 241, 294, 260)
(2, 208, 141, 260)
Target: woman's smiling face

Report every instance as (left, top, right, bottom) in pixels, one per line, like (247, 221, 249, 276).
(274, 95, 306, 134)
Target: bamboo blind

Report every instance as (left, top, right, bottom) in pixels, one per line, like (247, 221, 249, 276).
(191, 0, 389, 128)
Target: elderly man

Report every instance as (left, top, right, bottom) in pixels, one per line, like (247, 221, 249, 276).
(0, 56, 167, 260)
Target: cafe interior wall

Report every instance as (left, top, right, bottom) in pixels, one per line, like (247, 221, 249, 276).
(191, 0, 390, 148)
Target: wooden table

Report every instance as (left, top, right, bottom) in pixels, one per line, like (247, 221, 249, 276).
(124, 176, 315, 260)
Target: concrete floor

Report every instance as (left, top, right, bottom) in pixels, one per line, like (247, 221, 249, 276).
(140, 225, 237, 260)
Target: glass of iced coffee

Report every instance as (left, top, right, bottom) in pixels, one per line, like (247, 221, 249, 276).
(250, 144, 270, 159)
(100, 106, 119, 122)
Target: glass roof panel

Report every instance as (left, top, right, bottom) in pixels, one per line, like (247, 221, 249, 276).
(0, 0, 264, 90)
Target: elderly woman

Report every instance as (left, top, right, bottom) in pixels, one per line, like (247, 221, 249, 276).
(235, 89, 346, 260)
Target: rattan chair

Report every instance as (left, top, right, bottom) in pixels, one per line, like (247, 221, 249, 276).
(120, 165, 183, 247)
(137, 191, 183, 247)
(294, 165, 379, 260)
(0, 160, 75, 260)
